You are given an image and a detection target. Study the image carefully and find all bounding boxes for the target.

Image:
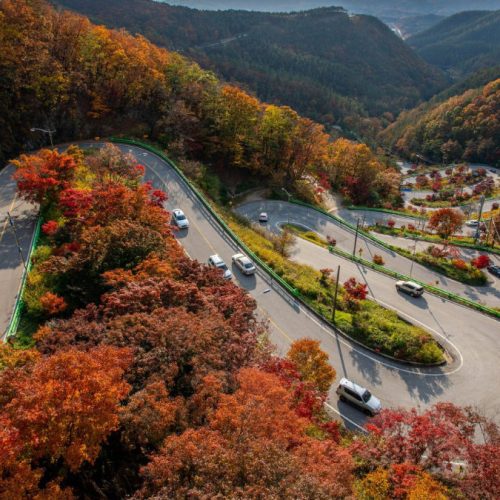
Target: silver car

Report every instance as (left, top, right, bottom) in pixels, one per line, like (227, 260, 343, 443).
(232, 253, 256, 275)
(172, 208, 189, 229)
(336, 378, 382, 416)
(396, 280, 424, 297)
(208, 254, 232, 279)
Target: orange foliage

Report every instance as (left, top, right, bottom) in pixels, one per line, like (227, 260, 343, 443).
(287, 338, 336, 393)
(0, 346, 131, 472)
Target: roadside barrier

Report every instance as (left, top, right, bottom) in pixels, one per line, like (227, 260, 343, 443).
(4, 216, 42, 339)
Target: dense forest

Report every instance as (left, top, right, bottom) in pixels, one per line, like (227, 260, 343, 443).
(408, 10, 500, 77)
(0, 0, 401, 206)
(381, 78, 500, 166)
(2, 142, 499, 498)
(55, 0, 449, 128)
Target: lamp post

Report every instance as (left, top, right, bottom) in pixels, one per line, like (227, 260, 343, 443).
(331, 265, 340, 323)
(30, 127, 55, 147)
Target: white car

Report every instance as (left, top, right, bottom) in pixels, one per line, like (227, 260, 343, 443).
(258, 212, 268, 223)
(208, 254, 232, 279)
(336, 378, 382, 416)
(172, 208, 189, 229)
(232, 253, 256, 275)
(396, 280, 424, 297)
(465, 219, 479, 227)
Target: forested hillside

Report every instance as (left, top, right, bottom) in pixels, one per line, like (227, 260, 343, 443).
(55, 0, 449, 128)
(408, 10, 500, 77)
(381, 78, 500, 166)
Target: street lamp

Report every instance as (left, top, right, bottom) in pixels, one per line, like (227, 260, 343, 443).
(30, 127, 55, 147)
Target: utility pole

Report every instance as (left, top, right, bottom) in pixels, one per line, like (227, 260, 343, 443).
(352, 218, 360, 257)
(281, 188, 292, 225)
(7, 212, 26, 270)
(474, 195, 486, 244)
(409, 237, 418, 278)
(331, 265, 340, 323)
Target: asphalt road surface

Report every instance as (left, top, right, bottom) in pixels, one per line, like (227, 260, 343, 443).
(236, 200, 499, 308)
(2, 143, 499, 430)
(0, 165, 36, 339)
(114, 144, 500, 428)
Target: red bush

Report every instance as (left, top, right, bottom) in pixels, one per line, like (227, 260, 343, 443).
(387, 219, 396, 228)
(343, 277, 368, 301)
(471, 255, 490, 269)
(39, 292, 67, 316)
(373, 254, 385, 265)
(41, 220, 58, 236)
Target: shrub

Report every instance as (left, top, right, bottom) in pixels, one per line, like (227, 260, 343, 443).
(492, 202, 499, 210)
(39, 292, 67, 316)
(41, 220, 59, 236)
(387, 219, 395, 228)
(407, 223, 416, 232)
(373, 255, 385, 265)
(471, 255, 490, 269)
(452, 259, 468, 270)
(326, 235, 336, 246)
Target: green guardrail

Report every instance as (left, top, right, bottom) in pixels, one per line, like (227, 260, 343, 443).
(110, 137, 300, 298)
(346, 205, 426, 220)
(110, 138, 499, 321)
(4, 216, 42, 339)
(284, 199, 500, 319)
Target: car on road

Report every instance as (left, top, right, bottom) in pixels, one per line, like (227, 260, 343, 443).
(172, 208, 189, 229)
(487, 265, 500, 278)
(465, 219, 479, 227)
(258, 212, 268, 223)
(208, 254, 232, 279)
(336, 378, 381, 416)
(396, 280, 424, 297)
(232, 253, 256, 275)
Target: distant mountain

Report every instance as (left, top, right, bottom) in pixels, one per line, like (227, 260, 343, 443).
(380, 74, 500, 166)
(54, 0, 449, 130)
(408, 10, 500, 77)
(162, 0, 500, 17)
(385, 14, 444, 39)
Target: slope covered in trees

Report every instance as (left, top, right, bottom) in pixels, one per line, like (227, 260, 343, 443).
(0, 0, 400, 206)
(55, 0, 449, 127)
(3, 144, 499, 498)
(407, 10, 500, 77)
(381, 78, 500, 166)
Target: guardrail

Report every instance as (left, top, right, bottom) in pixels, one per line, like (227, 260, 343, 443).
(110, 138, 300, 298)
(4, 216, 42, 339)
(346, 205, 426, 220)
(111, 138, 499, 321)
(286, 199, 500, 319)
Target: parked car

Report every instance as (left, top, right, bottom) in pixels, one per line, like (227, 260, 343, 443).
(465, 219, 479, 227)
(258, 212, 268, 223)
(487, 265, 500, 278)
(396, 280, 424, 297)
(232, 253, 256, 275)
(208, 254, 232, 279)
(172, 208, 189, 229)
(336, 378, 381, 416)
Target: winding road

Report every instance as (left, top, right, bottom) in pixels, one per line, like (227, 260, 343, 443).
(236, 200, 500, 308)
(1, 142, 500, 429)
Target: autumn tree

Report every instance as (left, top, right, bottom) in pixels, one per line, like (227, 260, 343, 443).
(287, 339, 336, 393)
(428, 208, 465, 239)
(137, 368, 354, 498)
(13, 149, 78, 206)
(0, 346, 131, 473)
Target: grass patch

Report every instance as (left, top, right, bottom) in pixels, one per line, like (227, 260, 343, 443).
(283, 224, 329, 248)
